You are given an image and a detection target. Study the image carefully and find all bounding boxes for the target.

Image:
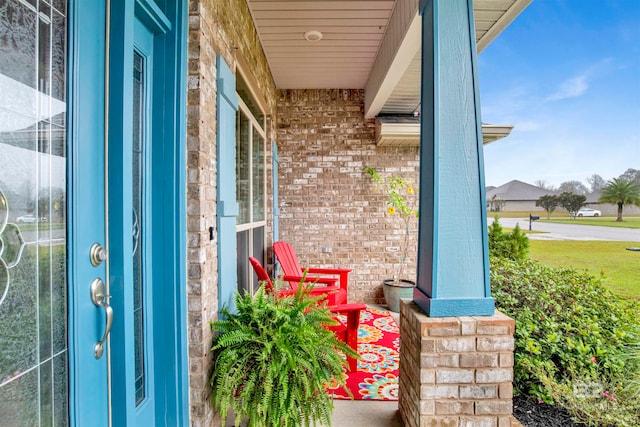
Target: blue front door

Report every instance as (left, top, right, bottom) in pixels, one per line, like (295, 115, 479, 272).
(71, 0, 188, 425)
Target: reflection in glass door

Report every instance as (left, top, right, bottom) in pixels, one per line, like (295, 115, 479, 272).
(0, 0, 68, 425)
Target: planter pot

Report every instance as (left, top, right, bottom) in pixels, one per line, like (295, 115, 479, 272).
(383, 279, 416, 313)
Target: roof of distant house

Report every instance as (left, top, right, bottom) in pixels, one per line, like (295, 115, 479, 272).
(586, 190, 601, 203)
(486, 180, 557, 201)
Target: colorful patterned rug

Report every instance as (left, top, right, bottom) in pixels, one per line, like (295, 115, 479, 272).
(326, 306, 400, 401)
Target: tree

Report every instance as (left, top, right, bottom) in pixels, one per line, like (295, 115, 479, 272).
(586, 174, 606, 193)
(558, 180, 588, 195)
(618, 168, 640, 185)
(535, 194, 559, 219)
(534, 179, 554, 190)
(487, 218, 529, 261)
(557, 192, 586, 219)
(599, 178, 640, 222)
(488, 194, 506, 212)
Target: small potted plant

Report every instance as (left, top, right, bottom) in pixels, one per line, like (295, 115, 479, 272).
(364, 167, 418, 312)
(210, 283, 356, 427)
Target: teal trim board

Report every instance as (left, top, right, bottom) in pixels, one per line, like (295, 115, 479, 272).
(415, 0, 494, 317)
(67, 0, 110, 423)
(216, 55, 239, 314)
(149, 0, 190, 423)
(107, 2, 137, 424)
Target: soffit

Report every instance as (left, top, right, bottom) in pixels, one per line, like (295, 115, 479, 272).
(374, 117, 514, 146)
(248, 0, 395, 89)
(379, 0, 532, 115)
(247, 0, 531, 101)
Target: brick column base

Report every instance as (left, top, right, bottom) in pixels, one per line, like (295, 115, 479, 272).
(399, 300, 518, 427)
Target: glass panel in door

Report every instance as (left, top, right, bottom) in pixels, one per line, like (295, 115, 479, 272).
(0, 0, 68, 425)
(132, 49, 146, 407)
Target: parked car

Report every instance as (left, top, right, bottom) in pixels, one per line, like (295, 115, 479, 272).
(575, 208, 601, 217)
(16, 214, 37, 223)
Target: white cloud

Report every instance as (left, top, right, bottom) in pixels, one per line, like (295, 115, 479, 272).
(546, 75, 589, 101)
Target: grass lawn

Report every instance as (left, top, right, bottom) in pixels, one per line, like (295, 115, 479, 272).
(489, 211, 640, 228)
(541, 216, 640, 229)
(529, 240, 640, 301)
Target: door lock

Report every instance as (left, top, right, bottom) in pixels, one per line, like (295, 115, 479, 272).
(90, 243, 108, 267)
(90, 278, 113, 359)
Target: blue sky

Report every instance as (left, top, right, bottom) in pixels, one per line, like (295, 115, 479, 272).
(479, 0, 640, 188)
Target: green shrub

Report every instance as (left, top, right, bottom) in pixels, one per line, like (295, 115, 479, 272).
(488, 217, 529, 261)
(210, 285, 356, 427)
(491, 257, 640, 426)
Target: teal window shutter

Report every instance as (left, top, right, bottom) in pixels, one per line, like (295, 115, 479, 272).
(216, 56, 239, 313)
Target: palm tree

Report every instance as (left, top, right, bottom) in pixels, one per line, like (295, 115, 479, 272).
(599, 178, 640, 222)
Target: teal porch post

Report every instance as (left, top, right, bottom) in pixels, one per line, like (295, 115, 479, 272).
(414, 0, 494, 317)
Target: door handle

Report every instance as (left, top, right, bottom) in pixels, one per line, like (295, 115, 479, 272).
(90, 278, 113, 359)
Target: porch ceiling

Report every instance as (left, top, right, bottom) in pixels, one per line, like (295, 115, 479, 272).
(248, 0, 532, 116)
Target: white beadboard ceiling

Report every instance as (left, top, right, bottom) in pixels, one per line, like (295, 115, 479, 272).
(248, 0, 532, 114)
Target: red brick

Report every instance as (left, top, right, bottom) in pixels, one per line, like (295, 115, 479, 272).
(421, 385, 459, 399)
(499, 383, 514, 399)
(420, 416, 459, 427)
(429, 325, 462, 336)
(435, 400, 475, 415)
(477, 324, 513, 335)
(476, 401, 513, 415)
(436, 369, 475, 384)
(437, 337, 476, 352)
(460, 385, 497, 399)
(422, 338, 437, 353)
(500, 353, 514, 368)
(421, 369, 436, 384)
(460, 316, 477, 335)
(420, 400, 435, 415)
(460, 353, 498, 368)
(475, 312, 515, 334)
(422, 354, 460, 368)
(476, 368, 513, 383)
(477, 337, 514, 352)
(460, 417, 497, 427)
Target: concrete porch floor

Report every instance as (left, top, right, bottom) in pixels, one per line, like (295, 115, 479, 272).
(330, 400, 403, 426)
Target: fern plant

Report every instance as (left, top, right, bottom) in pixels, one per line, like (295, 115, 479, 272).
(210, 284, 357, 427)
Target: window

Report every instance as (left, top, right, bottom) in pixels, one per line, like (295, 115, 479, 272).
(235, 72, 266, 295)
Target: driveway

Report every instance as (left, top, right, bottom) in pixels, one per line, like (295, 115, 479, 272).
(488, 217, 640, 242)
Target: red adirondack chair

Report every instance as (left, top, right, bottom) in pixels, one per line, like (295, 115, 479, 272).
(248, 256, 364, 371)
(273, 241, 351, 305)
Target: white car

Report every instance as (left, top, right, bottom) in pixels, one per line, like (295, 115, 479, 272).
(575, 208, 601, 217)
(16, 214, 37, 223)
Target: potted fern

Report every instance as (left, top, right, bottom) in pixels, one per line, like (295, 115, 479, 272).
(210, 284, 356, 427)
(364, 167, 418, 312)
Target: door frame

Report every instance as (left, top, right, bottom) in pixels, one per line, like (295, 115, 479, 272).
(67, 0, 189, 424)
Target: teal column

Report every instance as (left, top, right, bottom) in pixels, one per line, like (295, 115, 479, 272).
(216, 56, 239, 313)
(414, 0, 494, 316)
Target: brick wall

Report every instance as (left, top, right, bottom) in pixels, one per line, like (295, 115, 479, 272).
(399, 301, 516, 427)
(187, 1, 276, 425)
(276, 89, 420, 304)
